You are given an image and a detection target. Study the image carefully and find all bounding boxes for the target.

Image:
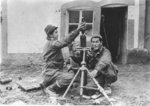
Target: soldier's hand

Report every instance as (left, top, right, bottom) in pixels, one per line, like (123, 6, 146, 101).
(67, 64, 72, 70)
(90, 70, 98, 77)
(77, 22, 86, 31)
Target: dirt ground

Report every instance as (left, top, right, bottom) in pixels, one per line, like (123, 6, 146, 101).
(0, 64, 150, 106)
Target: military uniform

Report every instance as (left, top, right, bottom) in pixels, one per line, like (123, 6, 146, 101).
(70, 45, 118, 88)
(42, 29, 80, 88)
(86, 47, 118, 88)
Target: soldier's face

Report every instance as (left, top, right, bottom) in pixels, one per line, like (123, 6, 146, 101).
(91, 38, 102, 51)
(52, 29, 58, 40)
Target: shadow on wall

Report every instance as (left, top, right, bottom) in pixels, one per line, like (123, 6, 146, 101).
(127, 48, 150, 64)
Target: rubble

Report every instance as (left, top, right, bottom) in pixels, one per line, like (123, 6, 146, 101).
(0, 78, 12, 85)
(0, 64, 150, 105)
(16, 80, 41, 92)
(6, 86, 12, 91)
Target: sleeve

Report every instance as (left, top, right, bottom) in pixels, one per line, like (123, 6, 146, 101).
(52, 30, 80, 49)
(95, 48, 112, 72)
(42, 41, 51, 62)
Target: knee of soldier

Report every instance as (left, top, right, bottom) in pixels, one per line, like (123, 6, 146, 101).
(67, 73, 74, 80)
(112, 75, 117, 83)
(109, 72, 116, 78)
(106, 72, 118, 83)
(61, 72, 74, 81)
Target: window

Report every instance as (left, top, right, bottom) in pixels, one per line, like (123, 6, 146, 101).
(68, 10, 93, 40)
(69, 11, 79, 23)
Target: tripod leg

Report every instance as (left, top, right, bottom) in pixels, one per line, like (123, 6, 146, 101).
(62, 69, 80, 98)
(80, 70, 84, 101)
(86, 69, 114, 106)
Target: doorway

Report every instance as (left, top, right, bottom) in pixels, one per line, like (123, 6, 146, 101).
(100, 6, 127, 63)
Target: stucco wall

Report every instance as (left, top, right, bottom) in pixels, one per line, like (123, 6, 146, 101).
(1, 0, 101, 65)
(1, 0, 70, 65)
(6, 0, 102, 54)
(7, 0, 64, 53)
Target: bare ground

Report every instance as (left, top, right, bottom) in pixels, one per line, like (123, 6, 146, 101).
(0, 64, 150, 106)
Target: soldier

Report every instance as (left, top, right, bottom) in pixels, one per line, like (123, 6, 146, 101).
(69, 34, 118, 95)
(40, 22, 86, 96)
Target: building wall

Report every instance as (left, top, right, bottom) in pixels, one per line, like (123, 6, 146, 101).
(6, 0, 101, 53)
(7, 0, 63, 53)
(60, 0, 145, 64)
(0, 0, 101, 65)
(127, 0, 150, 64)
(145, 0, 150, 51)
(1, 0, 72, 65)
(1, 0, 149, 65)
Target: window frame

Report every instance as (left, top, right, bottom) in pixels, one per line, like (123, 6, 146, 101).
(60, 1, 101, 41)
(67, 9, 94, 35)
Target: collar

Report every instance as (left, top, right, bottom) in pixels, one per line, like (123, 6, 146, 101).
(91, 47, 104, 57)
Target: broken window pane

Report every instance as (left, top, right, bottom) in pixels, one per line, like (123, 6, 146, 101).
(69, 10, 79, 23)
(69, 25, 78, 33)
(82, 11, 93, 23)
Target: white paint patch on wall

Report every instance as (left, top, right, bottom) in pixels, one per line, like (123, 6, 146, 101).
(134, 0, 139, 48)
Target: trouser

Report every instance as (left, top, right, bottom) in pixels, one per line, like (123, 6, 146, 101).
(42, 68, 74, 88)
(85, 66, 118, 95)
(86, 71, 117, 88)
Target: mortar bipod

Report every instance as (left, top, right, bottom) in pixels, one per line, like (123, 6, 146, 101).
(61, 46, 114, 106)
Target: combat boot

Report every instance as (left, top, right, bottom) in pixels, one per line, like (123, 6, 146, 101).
(47, 82, 60, 97)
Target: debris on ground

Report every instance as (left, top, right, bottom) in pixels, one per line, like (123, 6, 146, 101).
(0, 78, 12, 85)
(6, 86, 13, 91)
(16, 79, 41, 92)
(0, 64, 150, 105)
